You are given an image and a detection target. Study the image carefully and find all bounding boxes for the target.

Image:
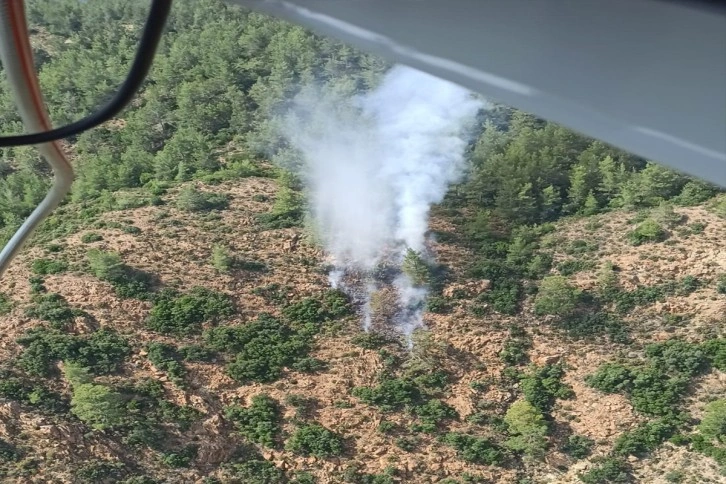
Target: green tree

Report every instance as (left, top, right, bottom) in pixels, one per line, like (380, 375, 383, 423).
(534, 276, 581, 316)
(504, 400, 548, 459)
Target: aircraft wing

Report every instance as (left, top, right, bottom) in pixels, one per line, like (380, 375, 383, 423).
(233, 0, 726, 186)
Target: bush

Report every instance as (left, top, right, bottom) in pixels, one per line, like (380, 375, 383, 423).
(651, 202, 683, 228)
(413, 399, 458, 427)
(351, 378, 422, 411)
(286, 423, 344, 457)
(425, 296, 451, 314)
(292, 357, 327, 373)
(87, 249, 154, 299)
(702, 338, 726, 371)
(441, 433, 505, 466)
(148, 287, 234, 336)
(70, 381, 126, 430)
(75, 460, 125, 482)
(161, 445, 198, 468)
(586, 363, 689, 417)
(211, 244, 233, 273)
(402, 249, 431, 287)
(351, 332, 391, 350)
(80, 232, 103, 243)
(533, 276, 581, 316)
(613, 418, 678, 457)
(0, 292, 11, 315)
(176, 186, 229, 212)
(500, 336, 530, 366)
(206, 314, 309, 383)
(226, 459, 286, 484)
(225, 395, 281, 448)
(556, 259, 595, 276)
(504, 400, 548, 459)
(31, 258, 68, 275)
(578, 457, 631, 483)
(627, 218, 666, 245)
(644, 340, 708, 376)
(146, 343, 185, 386)
(178, 344, 215, 362)
(717, 274, 726, 295)
(562, 434, 594, 459)
(25, 292, 79, 329)
(0, 438, 20, 462)
(699, 399, 726, 444)
(520, 364, 573, 413)
(16, 327, 129, 376)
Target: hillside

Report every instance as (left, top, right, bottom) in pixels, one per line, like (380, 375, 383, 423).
(0, 1, 724, 483)
(0, 175, 724, 483)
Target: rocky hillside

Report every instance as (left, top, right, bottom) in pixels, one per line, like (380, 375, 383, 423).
(0, 176, 723, 484)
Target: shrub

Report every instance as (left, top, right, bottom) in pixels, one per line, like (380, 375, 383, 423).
(0, 292, 11, 315)
(178, 344, 215, 362)
(413, 400, 458, 427)
(225, 395, 281, 448)
(75, 460, 126, 482)
(31, 258, 68, 275)
(292, 357, 327, 373)
(699, 399, 726, 444)
(148, 287, 234, 336)
(717, 274, 726, 295)
(702, 338, 726, 371)
(146, 343, 185, 385)
(578, 457, 631, 483)
(283, 291, 351, 331)
(0, 438, 20, 462)
(176, 186, 229, 212)
(562, 434, 594, 459)
(644, 340, 708, 376)
(651, 202, 683, 228)
(441, 433, 505, 466)
(80, 232, 103, 243)
(351, 332, 391, 350)
(70, 381, 126, 430)
(520, 364, 573, 413)
(286, 423, 344, 457)
(556, 259, 595, 276)
(87, 249, 154, 299)
(351, 378, 422, 411)
(211, 244, 233, 273)
(161, 445, 198, 468)
(25, 292, 78, 329)
(627, 218, 666, 245)
(226, 459, 286, 483)
(613, 418, 679, 457)
(401, 249, 431, 287)
(206, 315, 309, 383)
(504, 400, 548, 459)
(425, 295, 451, 314)
(16, 327, 129, 376)
(533, 276, 581, 316)
(395, 437, 419, 452)
(500, 336, 530, 366)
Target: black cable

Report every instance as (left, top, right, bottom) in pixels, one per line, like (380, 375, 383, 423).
(0, 0, 172, 147)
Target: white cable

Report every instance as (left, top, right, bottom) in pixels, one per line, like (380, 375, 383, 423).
(0, 0, 74, 278)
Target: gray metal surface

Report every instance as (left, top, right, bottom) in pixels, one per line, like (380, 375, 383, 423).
(233, 0, 726, 186)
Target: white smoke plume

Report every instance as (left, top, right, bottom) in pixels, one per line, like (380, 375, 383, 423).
(282, 65, 483, 339)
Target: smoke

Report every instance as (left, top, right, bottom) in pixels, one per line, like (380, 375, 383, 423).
(282, 65, 483, 340)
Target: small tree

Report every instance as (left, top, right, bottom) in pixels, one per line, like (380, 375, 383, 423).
(286, 423, 344, 457)
(64, 363, 125, 430)
(401, 249, 430, 287)
(534, 276, 581, 316)
(210, 244, 233, 273)
(504, 400, 548, 460)
(699, 399, 726, 444)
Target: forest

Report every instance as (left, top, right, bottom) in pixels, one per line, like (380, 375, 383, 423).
(0, 1, 724, 483)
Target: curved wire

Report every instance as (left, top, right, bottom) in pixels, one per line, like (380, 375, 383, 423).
(0, 0, 74, 278)
(0, 0, 172, 147)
